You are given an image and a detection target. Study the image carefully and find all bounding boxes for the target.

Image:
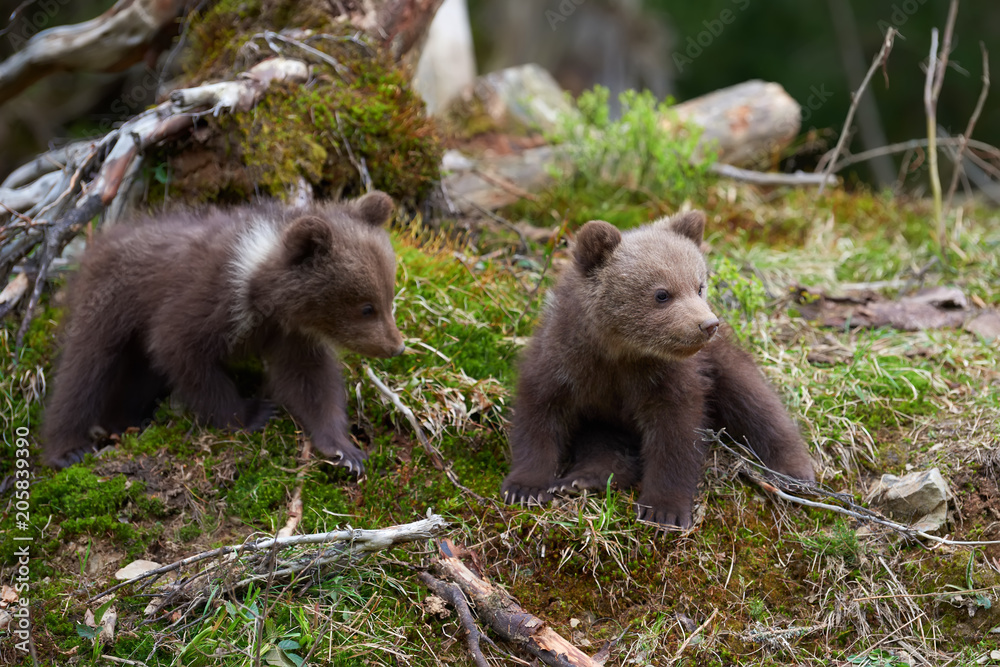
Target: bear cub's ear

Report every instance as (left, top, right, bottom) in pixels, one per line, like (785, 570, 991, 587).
(284, 216, 334, 266)
(354, 191, 394, 228)
(574, 220, 622, 276)
(668, 211, 706, 247)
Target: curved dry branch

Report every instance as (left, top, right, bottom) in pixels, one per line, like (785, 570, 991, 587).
(0, 56, 310, 346)
(0, 0, 188, 105)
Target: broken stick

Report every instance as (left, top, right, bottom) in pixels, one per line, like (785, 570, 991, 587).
(429, 538, 600, 667)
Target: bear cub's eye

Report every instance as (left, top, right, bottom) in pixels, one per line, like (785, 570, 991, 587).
(699, 283, 706, 297)
(655, 289, 671, 303)
(361, 304, 375, 317)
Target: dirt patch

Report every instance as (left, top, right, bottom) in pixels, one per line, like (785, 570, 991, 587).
(954, 465, 1000, 560)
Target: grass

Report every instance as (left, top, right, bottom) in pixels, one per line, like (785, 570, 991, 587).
(1, 184, 999, 666)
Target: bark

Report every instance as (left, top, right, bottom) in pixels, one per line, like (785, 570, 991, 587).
(429, 539, 601, 667)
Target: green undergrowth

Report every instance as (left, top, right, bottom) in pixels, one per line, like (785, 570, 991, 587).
(505, 85, 718, 228)
(2, 187, 999, 665)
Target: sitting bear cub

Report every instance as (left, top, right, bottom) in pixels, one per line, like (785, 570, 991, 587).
(502, 211, 815, 528)
(43, 191, 404, 473)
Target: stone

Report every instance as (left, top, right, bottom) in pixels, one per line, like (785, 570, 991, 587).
(115, 559, 162, 581)
(869, 468, 950, 533)
(441, 63, 576, 135)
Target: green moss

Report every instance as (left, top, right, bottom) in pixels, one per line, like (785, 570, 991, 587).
(174, 0, 442, 206)
(224, 64, 441, 204)
(10, 467, 171, 561)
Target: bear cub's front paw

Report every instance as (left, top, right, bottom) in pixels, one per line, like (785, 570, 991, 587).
(313, 437, 368, 476)
(501, 477, 554, 506)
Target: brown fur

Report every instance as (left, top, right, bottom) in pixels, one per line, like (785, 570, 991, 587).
(502, 211, 815, 528)
(42, 192, 404, 473)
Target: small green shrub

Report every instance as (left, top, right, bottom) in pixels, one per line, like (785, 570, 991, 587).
(550, 86, 716, 210)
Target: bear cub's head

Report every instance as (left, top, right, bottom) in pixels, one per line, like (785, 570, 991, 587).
(573, 211, 719, 361)
(250, 191, 405, 358)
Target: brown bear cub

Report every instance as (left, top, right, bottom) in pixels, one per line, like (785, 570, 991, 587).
(43, 191, 404, 473)
(502, 211, 815, 528)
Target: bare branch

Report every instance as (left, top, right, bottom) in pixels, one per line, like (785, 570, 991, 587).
(430, 539, 600, 667)
(418, 572, 490, 667)
(702, 429, 1000, 548)
(945, 43, 990, 210)
(818, 28, 896, 193)
(924, 28, 944, 250)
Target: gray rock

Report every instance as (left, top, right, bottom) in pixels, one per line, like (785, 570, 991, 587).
(870, 468, 950, 533)
(441, 63, 576, 135)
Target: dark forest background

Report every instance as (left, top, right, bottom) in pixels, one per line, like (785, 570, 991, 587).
(1, 0, 996, 189)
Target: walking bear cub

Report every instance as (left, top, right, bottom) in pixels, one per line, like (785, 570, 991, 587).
(502, 211, 815, 528)
(43, 191, 404, 473)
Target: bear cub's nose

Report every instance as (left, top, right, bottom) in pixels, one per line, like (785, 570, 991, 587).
(699, 317, 720, 339)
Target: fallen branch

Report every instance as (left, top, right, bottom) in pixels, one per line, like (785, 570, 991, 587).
(818, 28, 897, 193)
(709, 163, 834, 187)
(429, 538, 601, 667)
(670, 608, 718, 664)
(89, 514, 449, 606)
(0, 0, 187, 104)
(418, 571, 490, 667)
(700, 429, 1000, 548)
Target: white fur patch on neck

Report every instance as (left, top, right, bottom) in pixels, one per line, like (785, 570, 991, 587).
(228, 215, 282, 342)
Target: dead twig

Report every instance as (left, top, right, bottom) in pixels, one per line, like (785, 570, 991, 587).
(277, 436, 313, 538)
(365, 365, 490, 503)
(701, 429, 1000, 548)
(670, 608, 718, 664)
(944, 43, 990, 211)
(831, 137, 1000, 173)
(818, 28, 896, 193)
(429, 538, 601, 667)
(710, 163, 835, 187)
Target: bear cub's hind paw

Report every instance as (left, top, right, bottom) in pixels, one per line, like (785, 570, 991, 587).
(501, 479, 554, 506)
(548, 472, 612, 496)
(636, 501, 694, 531)
(242, 399, 277, 432)
(47, 446, 96, 470)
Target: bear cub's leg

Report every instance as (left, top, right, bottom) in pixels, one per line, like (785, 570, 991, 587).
(156, 337, 274, 432)
(707, 341, 815, 483)
(265, 331, 365, 474)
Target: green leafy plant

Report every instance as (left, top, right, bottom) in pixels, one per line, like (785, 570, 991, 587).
(549, 85, 716, 209)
